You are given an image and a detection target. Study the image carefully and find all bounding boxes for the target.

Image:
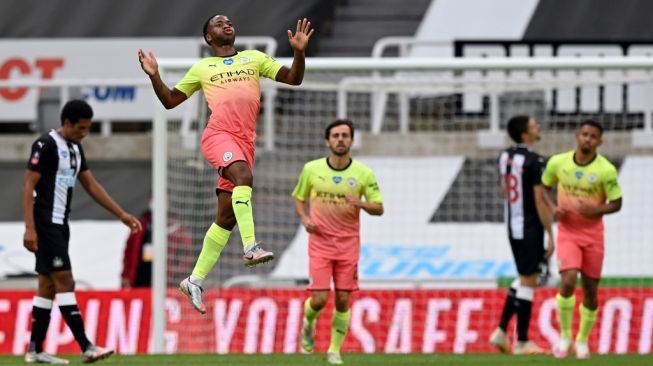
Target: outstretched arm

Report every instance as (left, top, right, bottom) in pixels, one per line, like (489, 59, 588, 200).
(78, 170, 142, 233)
(138, 49, 188, 109)
(275, 18, 315, 86)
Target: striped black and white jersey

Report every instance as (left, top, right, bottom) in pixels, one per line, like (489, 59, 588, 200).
(27, 129, 88, 225)
(498, 145, 545, 240)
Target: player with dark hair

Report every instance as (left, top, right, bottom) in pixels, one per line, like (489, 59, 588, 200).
(543, 120, 622, 359)
(293, 119, 384, 365)
(22, 99, 142, 364)
(138, 15, 314, 314)
(489, 115, 553, 355)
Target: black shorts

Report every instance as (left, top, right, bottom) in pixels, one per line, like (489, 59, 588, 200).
(34, 221, 72, 274)
(509, 234, 545, 276)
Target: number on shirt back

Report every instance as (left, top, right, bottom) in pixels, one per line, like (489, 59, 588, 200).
(504, 173, 519, 203)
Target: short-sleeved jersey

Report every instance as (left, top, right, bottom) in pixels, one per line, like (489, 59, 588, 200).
(175, 50, 284, 144)
(499, 145, 546, 240)
(292, 158, 383, 259)
(541, 150, 622, 235)
(27, 130, 88, 225)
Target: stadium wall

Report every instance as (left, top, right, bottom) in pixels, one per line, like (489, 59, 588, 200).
(0, 0, 332, 57)
(2, 156, 651, 289)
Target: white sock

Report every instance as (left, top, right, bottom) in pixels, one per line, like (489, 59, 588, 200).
(189, 274, 204, 287)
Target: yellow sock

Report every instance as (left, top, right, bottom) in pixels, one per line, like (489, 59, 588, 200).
(191, 223, 230, 279)
(556, 293, 576, 339)
(576, 304, 598, 342)
(232, 186, 256, 247)
(327, 309, 351, 354)
(304, 298, 322, 325)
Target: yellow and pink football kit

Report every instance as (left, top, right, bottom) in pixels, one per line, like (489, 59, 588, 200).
(175, 50, 284, 192)
(541, 151, 622, 278)
(292, 158, 383, 290)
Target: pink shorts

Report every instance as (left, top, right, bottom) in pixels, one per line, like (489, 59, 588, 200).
(201, 130, 254, 193)
(556, 231, 604, 279)
(308, 256, 359, 291)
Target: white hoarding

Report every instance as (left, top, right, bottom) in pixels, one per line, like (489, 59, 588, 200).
(0, 221, 129, 289)
(0, 38, 202, 121)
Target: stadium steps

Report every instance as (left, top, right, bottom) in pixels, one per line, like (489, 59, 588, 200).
(317, 0, 431, 57)
(431, 158, 504, 223)
(335, 4, 429, 20)
(430, 156, 623, 223)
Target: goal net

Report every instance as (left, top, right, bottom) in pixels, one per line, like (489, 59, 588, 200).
(155, 57, 653, 354)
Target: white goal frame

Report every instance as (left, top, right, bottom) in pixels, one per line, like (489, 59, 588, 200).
(151, 56, 653, 352)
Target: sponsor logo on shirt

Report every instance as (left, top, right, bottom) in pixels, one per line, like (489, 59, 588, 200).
(210, 68, 256, 82)
(223, 151, 233, 162)
(223, 58, 234, 65)
(56, 168, 76, 187)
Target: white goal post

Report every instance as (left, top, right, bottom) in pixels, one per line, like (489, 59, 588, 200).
(151, 56, 653, 353)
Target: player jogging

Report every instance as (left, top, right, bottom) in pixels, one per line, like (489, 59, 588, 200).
(489, 115, 554, 355)
(542, 120, 623, 359)
(138, 15, 314, 314)
(293, 119, 384, 365)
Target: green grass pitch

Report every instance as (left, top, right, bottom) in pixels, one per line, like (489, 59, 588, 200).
(2, 353, 653, 365)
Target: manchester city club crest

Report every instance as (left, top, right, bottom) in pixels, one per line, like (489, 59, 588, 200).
(332, 176, 342, 184)
(575, 171, 584, 180)
(347, 177, 357, 188)
(588, 173, 597, 183)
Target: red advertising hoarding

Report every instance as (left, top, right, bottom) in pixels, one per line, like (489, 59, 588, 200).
(1, 288, 651, 354)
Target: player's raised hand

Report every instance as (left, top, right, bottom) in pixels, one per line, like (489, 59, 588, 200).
(138, 49, 159, 77)
(23, 227, 38, 252)
(121, 213, 143, 233)
(287, 18, 314, 53)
